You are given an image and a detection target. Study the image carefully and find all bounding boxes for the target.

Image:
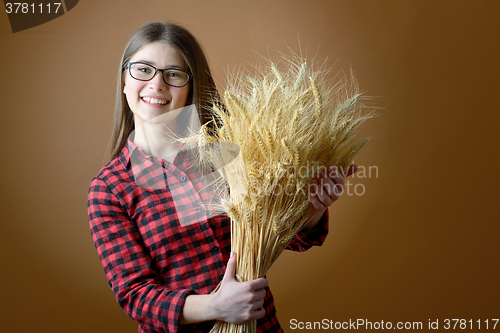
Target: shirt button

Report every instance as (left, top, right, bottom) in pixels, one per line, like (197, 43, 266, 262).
(211, 246, 219, 253)
(180, 175, 187, 182)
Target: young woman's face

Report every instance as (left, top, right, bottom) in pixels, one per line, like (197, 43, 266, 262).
(123, 42, 191, 124)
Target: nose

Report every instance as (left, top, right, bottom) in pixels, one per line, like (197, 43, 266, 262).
(148, 71, 168, 91)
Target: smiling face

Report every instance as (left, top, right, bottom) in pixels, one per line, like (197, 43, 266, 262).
(123, 42, 191, 126)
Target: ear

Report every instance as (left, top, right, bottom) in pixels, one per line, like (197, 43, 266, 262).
(122, 72, 127, 94)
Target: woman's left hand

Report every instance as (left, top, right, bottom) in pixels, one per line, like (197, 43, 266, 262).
(302, 165, 358, 230)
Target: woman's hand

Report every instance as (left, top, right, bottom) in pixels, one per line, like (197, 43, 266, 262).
(210, 252, 267, 324)
(180, 252, 267, 325)
(303, 165, 358, 230)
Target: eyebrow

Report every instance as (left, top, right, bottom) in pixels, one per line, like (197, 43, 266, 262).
(135, 60, 186, 71)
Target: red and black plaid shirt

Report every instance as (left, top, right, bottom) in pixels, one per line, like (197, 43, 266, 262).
(87, 138, 329, 333)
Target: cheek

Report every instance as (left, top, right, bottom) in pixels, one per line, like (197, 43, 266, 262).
(173, 87, 190, 106)
(123, 76, 143, 96)
(122, 79, 142, 113)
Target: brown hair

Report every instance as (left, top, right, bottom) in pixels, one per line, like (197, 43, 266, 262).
(106, 22, 219, 161)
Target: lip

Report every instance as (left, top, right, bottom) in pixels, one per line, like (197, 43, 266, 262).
(140, 95, 170, 108)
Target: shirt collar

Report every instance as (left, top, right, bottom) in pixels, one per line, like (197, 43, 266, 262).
(119, 133, 193, 176)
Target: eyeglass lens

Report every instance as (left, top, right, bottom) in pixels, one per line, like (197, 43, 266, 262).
(129, 63, 189, 87)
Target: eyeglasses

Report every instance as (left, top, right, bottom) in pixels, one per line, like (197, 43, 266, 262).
(125, 62, 191, 87)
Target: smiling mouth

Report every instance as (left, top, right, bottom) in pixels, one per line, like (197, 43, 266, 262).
(141, 96, 169, 105)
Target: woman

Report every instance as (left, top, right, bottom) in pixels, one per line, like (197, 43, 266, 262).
(88, 21, 353, 333)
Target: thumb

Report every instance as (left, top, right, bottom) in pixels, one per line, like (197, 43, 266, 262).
(223, 252, 237, 282)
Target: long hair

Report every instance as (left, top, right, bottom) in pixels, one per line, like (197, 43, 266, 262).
(106, 22, 219, 161)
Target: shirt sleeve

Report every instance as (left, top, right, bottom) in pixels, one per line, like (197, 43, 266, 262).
(286, 208, 329, 252)
(88, 177, 193, 333)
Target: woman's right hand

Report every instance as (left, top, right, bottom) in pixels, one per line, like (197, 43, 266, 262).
(180, 252, 267, 325)
(210, 252, 268, 324)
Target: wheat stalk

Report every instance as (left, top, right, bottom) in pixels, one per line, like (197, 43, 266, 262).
(181, 55, 373, 333)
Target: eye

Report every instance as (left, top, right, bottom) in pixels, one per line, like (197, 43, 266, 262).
(166, 70, 183, 77)
(138, 66, 153, 73)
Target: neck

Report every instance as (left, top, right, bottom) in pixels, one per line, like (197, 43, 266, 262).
(133, 114, 181, 162)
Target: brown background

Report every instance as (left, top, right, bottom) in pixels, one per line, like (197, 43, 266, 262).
(1, 0, 499, 332)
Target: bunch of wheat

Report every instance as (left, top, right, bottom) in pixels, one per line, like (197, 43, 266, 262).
(186, 56, 372, 333)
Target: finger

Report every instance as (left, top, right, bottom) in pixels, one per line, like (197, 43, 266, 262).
(253, 288, 267, 301)
(319, 173, 336, 197)
(250, 306, 266, 320)
(223, 252, 236, 282)
(310, 193, 325, 210)
(308, 179, 320, 197)
(315, 178, 335, 206)
(328, 169, 345, 196)
(309, 180, 324, 209)
(343, 164, 358, 178)
(249, 277, 268, 290)
(252, 299, 265, 310)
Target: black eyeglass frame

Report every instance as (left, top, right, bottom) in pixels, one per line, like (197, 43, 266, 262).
(125, 62, 191, 88)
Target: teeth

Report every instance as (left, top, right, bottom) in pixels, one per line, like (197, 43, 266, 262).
(142, 96, 168, 105)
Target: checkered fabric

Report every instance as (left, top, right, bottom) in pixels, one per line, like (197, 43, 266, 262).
(88, 138, 329, 333)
